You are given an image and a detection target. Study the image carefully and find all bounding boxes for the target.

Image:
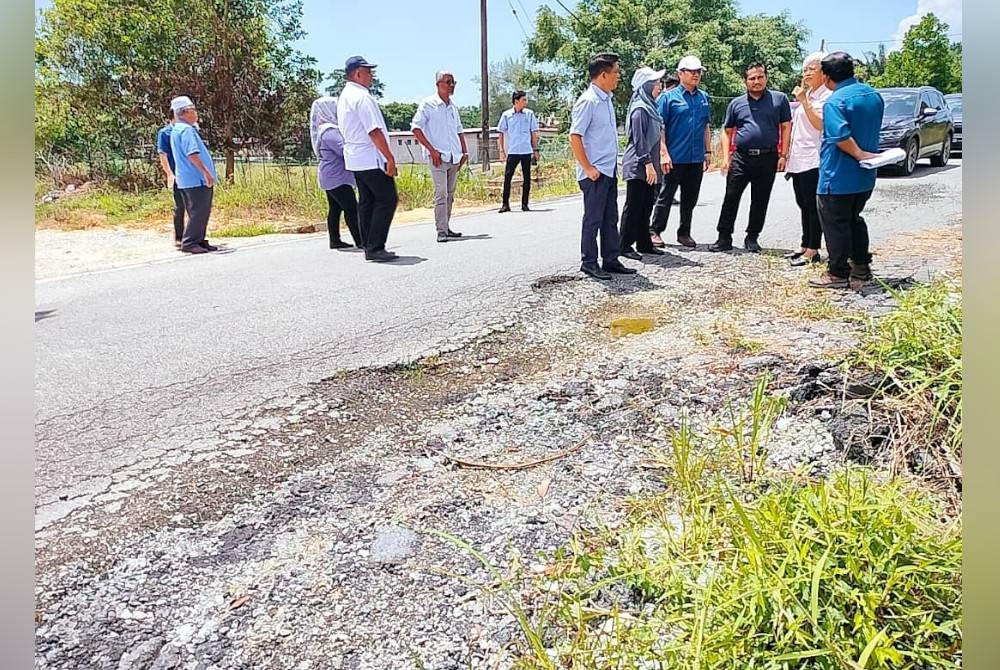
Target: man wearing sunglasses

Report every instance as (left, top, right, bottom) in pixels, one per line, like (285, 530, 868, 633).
(411, 70, 469, 242)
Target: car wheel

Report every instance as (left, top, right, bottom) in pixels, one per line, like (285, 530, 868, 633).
(900, 137, 919, 176)
(930, 134, 951, 167)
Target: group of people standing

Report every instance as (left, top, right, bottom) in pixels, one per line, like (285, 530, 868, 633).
(158, 49, 885, 288)
(308, 56, 546, 262)
(571, 50, 884, 288)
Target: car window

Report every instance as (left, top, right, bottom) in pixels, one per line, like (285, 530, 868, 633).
(919, 91, 936, 110)
(881, 92, 918, 117)
(946, 97, 963, 113)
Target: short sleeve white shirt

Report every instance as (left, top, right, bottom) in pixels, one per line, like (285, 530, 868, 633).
(337, 81, 390, 171)
(410, 95, 465, 163)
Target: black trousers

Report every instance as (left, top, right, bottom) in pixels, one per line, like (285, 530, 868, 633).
(579, 174, 620, 265)
(501, 154, 532, 208)
(178, 185, 212, 248)
(790, 169, 822, 250)
(716, 150, 779, 241)
(649, 162, 704, 237)
(818, 190, 873, 279)
(325, 184, 362, 247)
(353, 169, 398, 253)
(620, 179, 657, 252)
(171, 184, 186, 242)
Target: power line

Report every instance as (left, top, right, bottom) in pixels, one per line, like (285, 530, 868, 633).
(505, 0, 530, 39)
(826, 33, 961, 46)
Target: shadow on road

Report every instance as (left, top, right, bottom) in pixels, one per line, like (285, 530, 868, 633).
(637, 251, 702, 269)
(441, 234, 491, 243)
(380, 255, 428, 266)
(35, 309, 57, 322)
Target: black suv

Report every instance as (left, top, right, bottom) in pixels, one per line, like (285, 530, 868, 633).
(877, 86, 954, 175)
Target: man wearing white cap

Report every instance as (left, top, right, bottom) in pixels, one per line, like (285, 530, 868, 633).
(168, 95, 219, 254)
(649, 55, 713, 250)
(619, 66, 666, 259)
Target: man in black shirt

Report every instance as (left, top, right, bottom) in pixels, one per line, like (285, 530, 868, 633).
(710, 63, 792, 252)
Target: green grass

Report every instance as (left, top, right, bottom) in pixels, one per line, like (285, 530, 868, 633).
(36, 158, 581, 232)
(851, 281, 962, 467)
(213, 222, 281, 238)
(444, 376, 961, 670)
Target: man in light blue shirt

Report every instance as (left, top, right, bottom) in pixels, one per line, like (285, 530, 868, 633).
(569, 52, 636, 280)
(411, 70, 469, 242)
(497, 91, 540, 212)
(168, 95, 219, 254)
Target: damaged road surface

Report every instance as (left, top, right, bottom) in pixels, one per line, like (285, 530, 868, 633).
(34, 164, 962, 669)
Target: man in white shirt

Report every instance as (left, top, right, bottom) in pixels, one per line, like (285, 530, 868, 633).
(336, 56, 399, 263)
(411, 70, 469, 242)
(497, 90, 540, 212)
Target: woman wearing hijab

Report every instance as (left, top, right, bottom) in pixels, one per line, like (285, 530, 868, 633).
(784, 52, 831, 266)
(309, 96, 362, 250)
(619, 66, 667, 259)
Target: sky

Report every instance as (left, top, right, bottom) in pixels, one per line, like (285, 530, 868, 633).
(35, 0, 962, 106)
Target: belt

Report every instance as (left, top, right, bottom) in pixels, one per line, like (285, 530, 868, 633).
(738, 147, 777, 156)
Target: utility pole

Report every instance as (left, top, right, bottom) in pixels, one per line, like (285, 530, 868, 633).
(820, 38, 826, 51)
(480, 0, 490, 171)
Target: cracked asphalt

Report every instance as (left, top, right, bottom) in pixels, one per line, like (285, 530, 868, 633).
(34, 159, 962, 529)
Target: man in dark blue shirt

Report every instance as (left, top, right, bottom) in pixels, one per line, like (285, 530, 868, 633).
(155, 115, 186, 248)
(650, 56, 712, 249)
(710, 62, 792, 252)
(809, 51, 884, 289)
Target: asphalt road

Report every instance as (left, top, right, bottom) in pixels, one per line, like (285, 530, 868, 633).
(34, 159, 962, 526)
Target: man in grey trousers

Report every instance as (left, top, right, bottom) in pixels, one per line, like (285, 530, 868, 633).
(168, 95, 219, 254)
(411, 70, 469, 242)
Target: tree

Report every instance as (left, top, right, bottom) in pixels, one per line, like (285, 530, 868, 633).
(872, 14, 961, 93)
(35, 0, 321, 180)
(856, 44, 888, 83)
(458, 106, 481, 129)
(526, 0, 808, 124)
(472, 57, 572, 127)
(325, 68, 385, 98)
(380, 102, 418, 131)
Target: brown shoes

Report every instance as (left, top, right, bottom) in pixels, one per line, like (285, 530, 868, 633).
(650, 232, 665, 248)
(809, 273, 849, 289)
(677, 235, 697, 248)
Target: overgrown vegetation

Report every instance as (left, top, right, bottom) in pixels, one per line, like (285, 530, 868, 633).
(447, 280, 963, 669)
(35, 156, 581, 232)
(851, 281, 962, 477)
(473, 380, 963, 669)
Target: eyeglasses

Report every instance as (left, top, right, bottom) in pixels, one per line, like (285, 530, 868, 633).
(440, 79, 456, 85)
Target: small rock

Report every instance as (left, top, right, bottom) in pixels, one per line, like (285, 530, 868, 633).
(738, 355, 781, 371)
(117, 637, 165, 670)
(370, 526, 420, 565)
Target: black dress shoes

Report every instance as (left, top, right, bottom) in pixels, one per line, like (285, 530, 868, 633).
(521, 205, 531, 212)
(620, 249, 643, 261)
(447, 229, 462, 237)
(603, 261, 638, 275)
(744, 237, 762, 253)
(365, 249, 398, 262)
(329, 240, 352, 249)
(637, 246, 665, 256)
(580, 262, 612, 280)
(709, 240, 733, 252)
(498, 205, 511, 213)
(677, 235, 697, 248)
(790, 254, 823, 267)
(181, 244, 209, 254)
(199, 239, 219, 251)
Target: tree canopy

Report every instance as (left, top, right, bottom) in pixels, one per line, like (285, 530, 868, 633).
(35, 0, 321, 179)
(525, 0, 808, 123)
(871, 14, 961, 93)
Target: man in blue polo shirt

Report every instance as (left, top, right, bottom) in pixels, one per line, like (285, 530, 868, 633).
(809, 52, 884, 289)
(497, 90, 541, 212)
(168, 95, 219, 254)
(710, 62, 792, 253)
(155, 114, 186, 248)
(650, 56, 713, 249)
